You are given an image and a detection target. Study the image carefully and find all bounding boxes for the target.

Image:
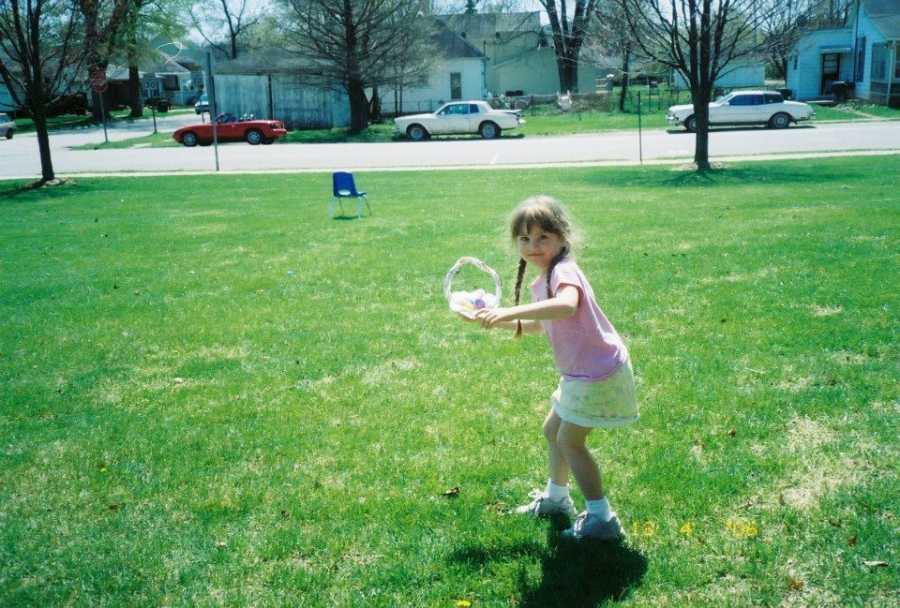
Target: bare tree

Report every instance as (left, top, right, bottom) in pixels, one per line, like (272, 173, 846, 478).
(281, 0, 431, 133)
(0, 0, 86, 182)
(616, 0, 770, 171)
(538, 0, 598, 93)
(189, 0, 260, 60)
(594, 1, 639, 110)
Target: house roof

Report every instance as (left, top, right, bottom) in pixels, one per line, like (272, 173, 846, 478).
(432, 19, 484, 59)
(437, 12, 541, 37)
(864, 0, 900, 39)
(214, 48, 308, 75)
(144, 57, 191, 75)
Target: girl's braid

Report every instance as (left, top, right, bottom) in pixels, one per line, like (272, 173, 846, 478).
(545, 246, 569, 299)
(513, 258, 527, 338)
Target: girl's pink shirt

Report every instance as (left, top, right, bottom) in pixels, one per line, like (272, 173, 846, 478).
(531, 258, 628, 381)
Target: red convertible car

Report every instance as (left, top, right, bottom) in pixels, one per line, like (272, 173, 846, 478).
(173, 113, 287, 146)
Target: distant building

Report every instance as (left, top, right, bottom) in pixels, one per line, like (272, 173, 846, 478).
(787, 0, 900, 105)
(209, 50, 351, 130)
(438, 12, 597, 95)
(378, 19, 485, 115)
(673, 62, 766, 92)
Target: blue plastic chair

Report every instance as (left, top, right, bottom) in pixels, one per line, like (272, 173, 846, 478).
(330, 172, 371, 219)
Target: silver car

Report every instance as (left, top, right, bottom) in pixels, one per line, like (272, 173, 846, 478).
(667, 91, 815, 132)
(0, 112, 13, 139)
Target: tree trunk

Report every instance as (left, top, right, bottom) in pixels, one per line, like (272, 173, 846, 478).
(33, 110, 55, 182)
(369, 85, 382, 122)
(619, 46, 631, 112)
(348, 79, 369, 133)
(778, 57, 788, 81)
(556, 56, 578, 93)
(692, 89, 712, 171)
(128, 64, 143, 118)
(231, 35, 238, 60)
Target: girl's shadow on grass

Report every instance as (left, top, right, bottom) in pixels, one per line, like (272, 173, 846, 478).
(449, 520, 648, 608)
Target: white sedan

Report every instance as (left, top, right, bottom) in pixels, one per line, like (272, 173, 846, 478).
(667, 91, 815, 132)
(394, 100, 523, 141)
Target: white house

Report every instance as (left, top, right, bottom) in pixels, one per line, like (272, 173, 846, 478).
(787, 0, 900, 106)
(439, 12, 597, 96)
(379, 20, 485, 115)
(673, 61, 766, 91)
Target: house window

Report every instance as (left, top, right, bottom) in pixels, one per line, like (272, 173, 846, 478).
(450, 72, 462, 100)
(871, 43, 888, 82)
(855, 36, 866, 82)
(162, 75, 179, 91)
(793, 55, 798, 71)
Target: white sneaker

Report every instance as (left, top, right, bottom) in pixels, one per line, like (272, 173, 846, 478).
(514, 489, 576, 518)
(562, 511, 625, 541)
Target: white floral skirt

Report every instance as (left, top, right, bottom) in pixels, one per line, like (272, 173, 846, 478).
(551, 360, 639, 428)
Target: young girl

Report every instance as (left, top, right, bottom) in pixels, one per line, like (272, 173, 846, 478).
(468, 195, 638, 541)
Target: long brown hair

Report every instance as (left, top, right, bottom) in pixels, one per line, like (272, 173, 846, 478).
(509, 196, 575, 337)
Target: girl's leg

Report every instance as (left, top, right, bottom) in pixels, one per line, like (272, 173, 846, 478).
(542, 409, 569, 486)
(556, 421, 604, 500)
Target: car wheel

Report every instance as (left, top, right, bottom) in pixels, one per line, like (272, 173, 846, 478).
(5, 129, 12, 140)
(769, 112, 791, 129)
(246, 129, 263, 145)
(479, 121, 500, 139)
(406, 124, 427, 141)
(261, 136, 274, 145)
(684, 115, 697, 132)
(182, 132, 198, 147)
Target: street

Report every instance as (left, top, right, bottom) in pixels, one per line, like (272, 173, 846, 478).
(2, 118, 899, 179)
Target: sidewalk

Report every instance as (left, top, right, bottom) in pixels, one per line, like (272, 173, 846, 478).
(2, 149, 896, 182)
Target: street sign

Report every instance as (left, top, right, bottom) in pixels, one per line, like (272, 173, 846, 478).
(89, 67, 108, 94)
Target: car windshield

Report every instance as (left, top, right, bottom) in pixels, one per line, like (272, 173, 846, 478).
(714, 93, 733, 103)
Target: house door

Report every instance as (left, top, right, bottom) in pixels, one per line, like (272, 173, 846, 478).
(821, 53, 841, 95)
(450, 73, 462, 100)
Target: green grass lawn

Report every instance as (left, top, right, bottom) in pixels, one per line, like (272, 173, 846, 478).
(14, 107, 195, 135)
(69, 131, 181, 151)
(1, 156, 898, 607)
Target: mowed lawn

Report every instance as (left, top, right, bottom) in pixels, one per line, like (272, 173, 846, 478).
(1, 157, 898, 607)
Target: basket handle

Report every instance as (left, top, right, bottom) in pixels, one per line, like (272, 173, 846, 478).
(443, 257, 502, 304)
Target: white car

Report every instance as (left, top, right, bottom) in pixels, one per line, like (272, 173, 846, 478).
(667, 91, 815, 132)
(394, 100, 524, 141)
(0, 112, 14, 139)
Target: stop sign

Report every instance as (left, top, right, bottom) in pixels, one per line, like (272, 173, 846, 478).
(89, 67, 108, 94)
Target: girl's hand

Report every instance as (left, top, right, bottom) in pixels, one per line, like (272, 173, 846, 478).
(474, 307, 515, 329)
(456, 312, 478, 323)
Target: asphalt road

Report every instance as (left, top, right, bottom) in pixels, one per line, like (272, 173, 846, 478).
(2, 117, 899, 179)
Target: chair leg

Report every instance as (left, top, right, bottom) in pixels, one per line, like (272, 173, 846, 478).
(338, 199, 346, 217)
(364, 195, 372, 216)
(328, 198, 336, 219)
(357, 197, 364, 219)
